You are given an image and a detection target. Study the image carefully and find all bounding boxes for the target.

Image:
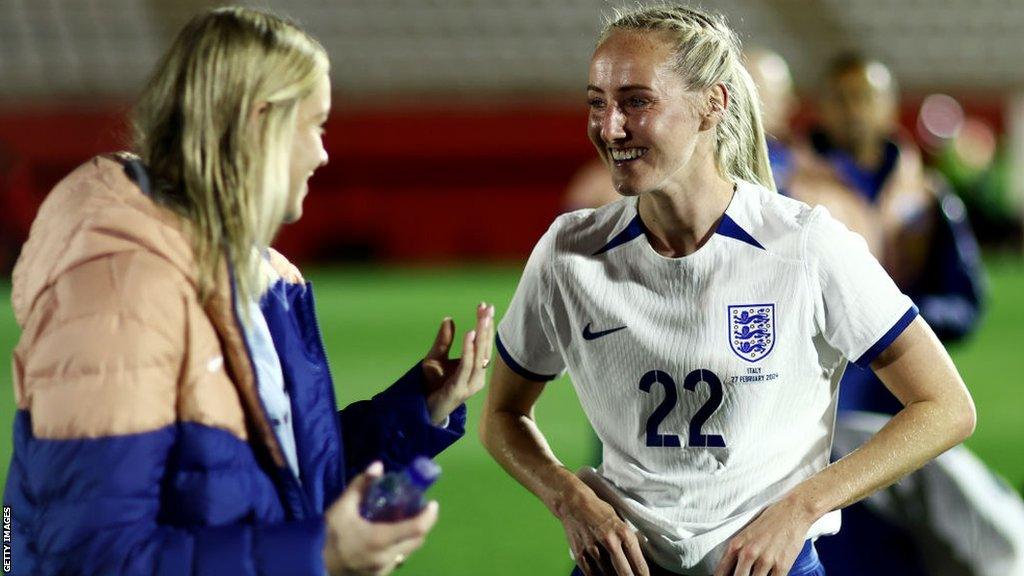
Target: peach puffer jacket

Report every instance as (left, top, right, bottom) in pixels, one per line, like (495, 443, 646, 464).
(3, 154, 465, 575)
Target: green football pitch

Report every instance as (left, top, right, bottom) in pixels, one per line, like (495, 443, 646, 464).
(0, 257, 1020, 574)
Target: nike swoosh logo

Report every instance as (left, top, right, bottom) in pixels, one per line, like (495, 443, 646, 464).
(582, 322, 628, 341)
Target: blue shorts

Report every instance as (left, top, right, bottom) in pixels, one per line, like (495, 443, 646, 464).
(569, 540, 825, 576)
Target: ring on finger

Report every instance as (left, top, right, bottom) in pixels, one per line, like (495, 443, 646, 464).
(481, 357, 491, 369)
(395, 553, 406, 566)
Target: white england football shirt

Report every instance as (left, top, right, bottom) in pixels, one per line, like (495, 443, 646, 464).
(497, 181, 917, 574)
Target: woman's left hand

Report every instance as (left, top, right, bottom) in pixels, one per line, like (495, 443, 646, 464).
(713, 495, 816, 576)
(421, 302, 496, 425)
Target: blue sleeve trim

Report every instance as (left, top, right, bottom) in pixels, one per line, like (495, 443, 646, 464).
(716, 214, 765, 250)
(593, 214, 646, 255)
(854, 304, 919, 368)
(495, 333, 558, 382)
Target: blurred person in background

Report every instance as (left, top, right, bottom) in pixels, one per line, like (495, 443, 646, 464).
(800, 53, 1023, 576)
(482, 5, 976, 576)
(2, 7, 494, 575)
(746, 49, 884, 257)
(809, 53, 984, 354)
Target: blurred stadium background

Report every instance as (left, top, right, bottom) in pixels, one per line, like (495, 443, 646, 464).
(1, 1, 1022, 574)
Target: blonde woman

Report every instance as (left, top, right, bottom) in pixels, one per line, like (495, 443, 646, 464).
(480, 5, 974, 576)
(3, 7, 493, 575)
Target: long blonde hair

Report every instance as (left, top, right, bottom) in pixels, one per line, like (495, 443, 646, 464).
(601, 4, 775, 191)
(132, 6, 329, 305)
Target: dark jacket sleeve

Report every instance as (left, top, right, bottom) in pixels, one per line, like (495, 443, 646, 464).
(911, 189, 986, 343)
(338, 362, 466, 477)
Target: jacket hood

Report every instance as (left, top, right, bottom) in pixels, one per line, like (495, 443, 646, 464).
(11, 154, 195, 327)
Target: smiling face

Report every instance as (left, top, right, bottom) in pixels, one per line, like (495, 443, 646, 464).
(284, 72, 331, 223)
(587, 30, 708, 197)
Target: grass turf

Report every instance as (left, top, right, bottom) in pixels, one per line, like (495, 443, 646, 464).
(0, 258, 1020, 574)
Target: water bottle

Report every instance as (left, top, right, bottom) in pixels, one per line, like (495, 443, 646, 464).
(360, 456, 441, 522)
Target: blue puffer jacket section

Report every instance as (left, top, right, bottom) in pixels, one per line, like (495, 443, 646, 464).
(3, 278, 466, 575)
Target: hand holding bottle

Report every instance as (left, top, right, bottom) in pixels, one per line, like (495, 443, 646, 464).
(361, 456, 442, 522)
(323, 462, 438, 576)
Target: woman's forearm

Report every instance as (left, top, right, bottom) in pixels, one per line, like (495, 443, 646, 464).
(786, 318, 976, 520)
(479, 360, 593, 517)
(480, 408, 590, 516)
(785, 393, 975, 520)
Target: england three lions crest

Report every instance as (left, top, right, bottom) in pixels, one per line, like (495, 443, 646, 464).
(728, 304, 775, 362)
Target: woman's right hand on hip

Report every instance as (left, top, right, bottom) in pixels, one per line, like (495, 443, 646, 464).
(557, 485, 650, 576)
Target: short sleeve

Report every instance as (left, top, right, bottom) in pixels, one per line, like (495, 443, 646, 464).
(805, 207, 918, 368)
(496, 222, 566, 382)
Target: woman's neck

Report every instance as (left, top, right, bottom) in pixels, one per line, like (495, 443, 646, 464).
(637, 166, 735, 258)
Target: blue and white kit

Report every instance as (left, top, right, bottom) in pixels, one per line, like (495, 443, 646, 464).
(497, 181, 918, 574)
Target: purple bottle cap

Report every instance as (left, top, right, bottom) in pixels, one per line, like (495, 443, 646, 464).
(407, 456, 441, 490)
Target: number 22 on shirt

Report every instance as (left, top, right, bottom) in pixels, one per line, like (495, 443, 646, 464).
(639, 369, 727, 448)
